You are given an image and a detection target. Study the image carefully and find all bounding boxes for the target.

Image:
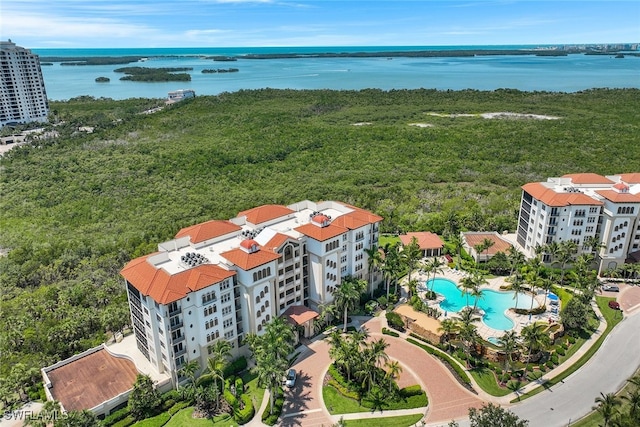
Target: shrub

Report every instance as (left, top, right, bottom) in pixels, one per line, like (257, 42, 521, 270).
(234, 394, 255, 425)
(556, 347, 566, 356)
(223, 356, 248, 377)
(161, 389, 181, 403)
(382, 327, 399, 337)
(386, 312, 405, 330)
(546, 360, 555, 369)
(224, 388, 238, 409)
(568, 336, 576, 344)
(101, 407, 130, 426)
(261, 395, 284, 426)
(160, 399, 175, 412)
(235, 377, 244, 395)
(400, 385, 423, 397)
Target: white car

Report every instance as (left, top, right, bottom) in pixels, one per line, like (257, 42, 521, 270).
(602, 284, 620, 292)
(284, 369, 297, 388)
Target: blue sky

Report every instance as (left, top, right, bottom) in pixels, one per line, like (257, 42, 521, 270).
(1, 1, 638, 48)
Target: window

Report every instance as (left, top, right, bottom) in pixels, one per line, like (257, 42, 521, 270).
(223, 319, 233, 328)
(221, 293, 231, 303)
(222, 306, 232, 316)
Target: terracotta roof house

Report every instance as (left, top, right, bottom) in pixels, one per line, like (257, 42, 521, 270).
(399, 232, 445, 257)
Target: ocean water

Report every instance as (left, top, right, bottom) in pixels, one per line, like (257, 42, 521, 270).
(33, 46, 640, 101)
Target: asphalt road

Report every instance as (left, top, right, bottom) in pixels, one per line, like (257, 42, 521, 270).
(510, 311, 640, 427)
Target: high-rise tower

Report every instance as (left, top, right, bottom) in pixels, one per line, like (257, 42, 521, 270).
(1, 40, 49, 127)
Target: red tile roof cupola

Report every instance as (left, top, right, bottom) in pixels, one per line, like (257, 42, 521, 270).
(613, 182, 629, 193)
(239, 239, 260, 253)
(311, 213, 331, 227)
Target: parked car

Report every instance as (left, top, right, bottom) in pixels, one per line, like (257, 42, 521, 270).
(603, 284, 620, 292)
(284, 369, 297, 388)
(608, 300, 620, 310)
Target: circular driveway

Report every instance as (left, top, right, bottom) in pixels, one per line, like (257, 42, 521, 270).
(280, 316, 484, 426)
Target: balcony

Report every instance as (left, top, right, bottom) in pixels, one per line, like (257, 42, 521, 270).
(172, 334, 185, 345)
(170, 321, 183, 331)
(168, 306, 182, 316)
(174, 347, 186, 358)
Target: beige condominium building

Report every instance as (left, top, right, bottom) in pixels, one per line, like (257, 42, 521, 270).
(121, 200, 382, 387)
(517, 172, 640, 273)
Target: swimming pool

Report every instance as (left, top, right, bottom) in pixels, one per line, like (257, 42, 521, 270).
(428, 278, 536, 331)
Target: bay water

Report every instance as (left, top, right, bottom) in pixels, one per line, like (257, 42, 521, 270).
(34, 46, 640, 101)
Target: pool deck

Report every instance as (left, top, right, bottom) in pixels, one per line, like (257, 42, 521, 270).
(413, 266, 554, 341)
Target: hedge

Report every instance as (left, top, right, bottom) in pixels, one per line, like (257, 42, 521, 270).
(224, 388, 238, 409)
(261, 395, 284, 426)
(386, 312, 405, 330)
(382, 327, 400, 337)
(101, 407, 130, 426)
(167, 401, 190, 416)
(400, 385, 423, 397)
(407, 336, 472, 387)
(234, 394, 255, 425)
(235, 377, 244, 395)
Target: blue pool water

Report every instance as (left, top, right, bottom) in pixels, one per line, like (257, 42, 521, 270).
(428, 278, 535, 331)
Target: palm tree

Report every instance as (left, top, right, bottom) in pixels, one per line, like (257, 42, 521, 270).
(511, 273, 525, 308)
(507, 244, 525, 278)
(381, 243, 401, 299)
(403, 236, 422, 283)
(333, 276, 367, 332)
(438, 318, 458, 352)
(520, 322, 551, 373)
(450, 234, 464, 269)
(622, 387, 640, 422)
(593, 392, 622, 427)
(481, 237, 495, 264)
(385, 360, 403, 392)
(558, 241, 578, 286)
(247, 318, 295, 415)
(208, 339, 232, 386)
(498, 330, 520, 380)
(474, 243, 486, 267)
(507, 380, 524, 400)
(179, 359, 199, 388)
(365, 245, 383, 298)
(427, 257, 445, 293)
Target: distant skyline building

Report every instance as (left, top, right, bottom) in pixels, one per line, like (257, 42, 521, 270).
(0, 40, 49, 127)
(121, 200, 382, 387)
(517, 173, 640, 273)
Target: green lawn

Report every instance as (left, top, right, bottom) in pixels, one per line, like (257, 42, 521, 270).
(163, 407, 237, 427)
(378, 235, 401, 248)
(323, 385, 428, 415)
(240, 370, 265, 413)
(323, 386, 371, 414)
(132, 413, 171, 427)
(343, 414, 424, 427)
(469, 367, 511, 397)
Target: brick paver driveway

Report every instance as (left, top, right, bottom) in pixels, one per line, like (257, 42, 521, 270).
(280, 316, 485, 426)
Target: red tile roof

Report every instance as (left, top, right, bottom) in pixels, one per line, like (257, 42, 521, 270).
(46, 348, 138, 412)
(596, 190, 640, 204)
(399, 232, 444, 250)
(263, 232, 290, 250)
(175, 220, 241, 243)
(283, 305, 319, 325)
(562, 173, 614, 185)
(619, 173, 640, 184)
(237, 204, 294, 225)
(522, 182, 602, 207)
(121, 257, 235, 304)
(295, 222, 348, 241)
(613, 182, 629, 191)
(463, 233, 512, 256)
(220, 246, 280, 270)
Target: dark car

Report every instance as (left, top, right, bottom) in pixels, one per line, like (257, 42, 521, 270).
(608, 300, 620, 310)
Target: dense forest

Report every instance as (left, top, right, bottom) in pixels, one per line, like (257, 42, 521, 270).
(0, 88, 639, 406)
